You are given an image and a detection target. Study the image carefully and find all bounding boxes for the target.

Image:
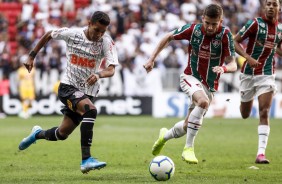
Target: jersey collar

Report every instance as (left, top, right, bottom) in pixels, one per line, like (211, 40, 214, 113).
(262, 16, 278, 26)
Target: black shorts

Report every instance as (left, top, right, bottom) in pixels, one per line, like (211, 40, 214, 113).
(58, 83, 94, 125)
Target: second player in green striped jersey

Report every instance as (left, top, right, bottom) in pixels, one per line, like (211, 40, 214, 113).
(234, 0, 282, 164)
(236, 16, 282, 75)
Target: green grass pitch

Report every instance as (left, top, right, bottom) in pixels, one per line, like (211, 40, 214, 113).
(1, 116, 282, 184)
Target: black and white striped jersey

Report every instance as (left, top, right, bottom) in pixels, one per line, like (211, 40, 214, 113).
(51, 27, 119, 96)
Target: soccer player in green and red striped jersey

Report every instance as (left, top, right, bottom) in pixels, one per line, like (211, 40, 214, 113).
(234, 0, 282, 164)
(144, 4, 237, 164)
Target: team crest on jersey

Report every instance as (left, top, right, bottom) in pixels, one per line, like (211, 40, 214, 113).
(259, 22, 265, 28)
(194, 29, 201, 37)
(90, 42, 102, 54)
(212, 39, 221, 48)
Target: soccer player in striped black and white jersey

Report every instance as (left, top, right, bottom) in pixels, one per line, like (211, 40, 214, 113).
(18, 11, 119, 173)
(144, 4, 237, 164)
(234, 0, 282, 164)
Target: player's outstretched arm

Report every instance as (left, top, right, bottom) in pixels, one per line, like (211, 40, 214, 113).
(234, 34, 261, 68)
(143, 32, 174, 73)
(24, 31, 53, 73)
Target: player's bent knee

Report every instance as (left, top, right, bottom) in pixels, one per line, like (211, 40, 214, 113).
(259, 108, 269, 119)
(197, 100, 209, 109)
(240, 107, 251, 119)
(83, 108, 97, 118)
(197, 98, 209, 109)
(241, 114, 249, 119)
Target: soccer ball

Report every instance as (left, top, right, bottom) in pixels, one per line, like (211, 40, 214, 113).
(149, 155, 175, 181)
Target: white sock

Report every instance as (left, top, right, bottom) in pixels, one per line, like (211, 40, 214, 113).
(164, 120, 186, 141)
(185, 106, 206, 148)
(257, 125, 270, 155)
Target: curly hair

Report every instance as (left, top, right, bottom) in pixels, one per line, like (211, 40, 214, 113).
(90, 11, 110, 26)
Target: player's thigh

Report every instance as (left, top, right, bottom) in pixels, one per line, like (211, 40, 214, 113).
(180, 74, 209, 100)
(240, 100, 253, 113)
(258, 91, 274, 111)
(256, 75, 276, 111)
(58, 83, 95, 115)
(180, 74, 212, 108)
(76, 98, 96, 115)
(192, 90, 210, 106)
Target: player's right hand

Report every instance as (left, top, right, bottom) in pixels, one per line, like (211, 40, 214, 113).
(247, 57, 261, 68)
(24, 57, 34, 73)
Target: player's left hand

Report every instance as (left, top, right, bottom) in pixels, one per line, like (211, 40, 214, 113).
(86, 73, 99, 86)
(143, 60, 155, 73)
(24, 57, 34, 73)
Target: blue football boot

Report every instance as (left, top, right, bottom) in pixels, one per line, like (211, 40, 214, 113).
(80, 157, 107, 174)
(19, 125, 42, 150)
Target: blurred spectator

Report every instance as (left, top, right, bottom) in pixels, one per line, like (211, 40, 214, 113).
(17, 55, 36, 118)
(180, 0, 197, 23)
(0, 74, 9, 119)
(0, 13, 8, 33)
(21, 0, 33, 21)
(163, 47, 181, 69)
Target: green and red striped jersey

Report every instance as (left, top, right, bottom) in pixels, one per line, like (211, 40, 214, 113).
(173, 23, 235, 92)
(238, 17, 282, 75)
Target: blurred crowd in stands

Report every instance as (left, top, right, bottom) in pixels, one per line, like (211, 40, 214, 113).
(1, 0, 282, 98)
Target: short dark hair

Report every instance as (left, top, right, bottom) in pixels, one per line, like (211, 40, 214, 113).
(264, 0, 281, 5)
(203, 4, 223, 19)
(90, 11, 110, 26)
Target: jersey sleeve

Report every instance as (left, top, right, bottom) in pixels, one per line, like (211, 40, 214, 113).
(222, 30, 235, 57)
(238, 19, 257, 40)
(173, 23, 193, 40)
(102, 37, 119, 67)
(51, 27, 71, 41)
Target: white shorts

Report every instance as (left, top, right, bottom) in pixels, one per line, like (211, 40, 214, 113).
(239, 73, 277, 102)
(180, 73, 213, 109)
